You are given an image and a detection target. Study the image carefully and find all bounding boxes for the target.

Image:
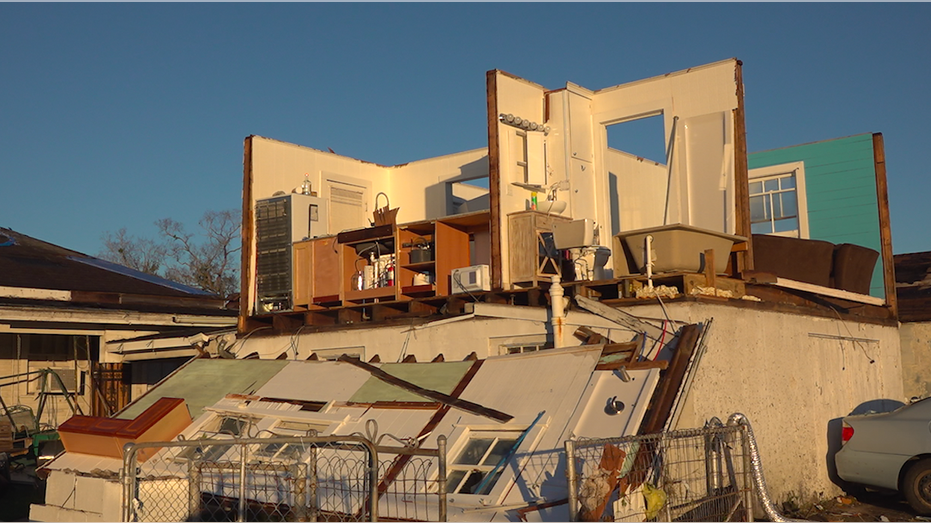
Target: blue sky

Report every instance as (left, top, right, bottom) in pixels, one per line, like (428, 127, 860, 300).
(2, 3, 930, 256)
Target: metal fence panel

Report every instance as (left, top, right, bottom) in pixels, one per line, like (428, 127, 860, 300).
(121, 435, 447, 522)
(566, 425, 754, 522)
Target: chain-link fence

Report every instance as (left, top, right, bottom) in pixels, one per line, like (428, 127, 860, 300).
(121, 435, 447, 522)
(566, 424, 754, 522)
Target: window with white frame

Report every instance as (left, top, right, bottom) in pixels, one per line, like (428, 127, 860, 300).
(493, 334, 551, 356)
(312, 346, 364, 361)
(252, 419, 331, 462)
(173, 415, 252, 463)
(446, 431, 522, 495)
(748, 161, 809, 238)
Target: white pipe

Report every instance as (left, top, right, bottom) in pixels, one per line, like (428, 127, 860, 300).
(549, 275, 566, 347)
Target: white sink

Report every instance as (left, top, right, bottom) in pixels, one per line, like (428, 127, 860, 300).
(535, 199, 567, 214)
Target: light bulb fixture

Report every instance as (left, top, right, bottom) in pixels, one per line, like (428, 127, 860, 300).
(499, 113, 549, 134)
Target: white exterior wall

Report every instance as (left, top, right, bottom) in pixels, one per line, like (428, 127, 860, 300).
(237, 300, 902, 505)
(231, 304, 651, 363)
(899, 321, 931, 400)
(608, 300, 904, 505)
(32, 471, 121, 522)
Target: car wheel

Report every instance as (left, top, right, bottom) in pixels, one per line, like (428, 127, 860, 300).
(903, 459, 931, 515)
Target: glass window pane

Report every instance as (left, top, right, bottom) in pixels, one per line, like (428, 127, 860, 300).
(772, 193, 783, 218)
(202, 444, 233, 462)
(256, 442, 286, 457)
(751, 222, 773, 235)
(773, 218, 799, 234)
(456, 439, 494, 465)
(780, 192, 798, 218)
(749, 181, 762, 195)
(446, 470, 467, 493)
(764, 179, 779, 192)
(750, 196, 766, 222)
(219, 417, 245, 436)
(780, 176, 796, 189)
(476, 468, 505, 495)
(482, 439, 519, 466)
(461, 471, 486, 494)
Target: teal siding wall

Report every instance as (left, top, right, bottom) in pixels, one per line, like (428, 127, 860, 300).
(748, 134, 884, 298)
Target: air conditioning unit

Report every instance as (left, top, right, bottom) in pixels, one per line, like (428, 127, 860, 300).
(255, 194, 329, 312)
(451, 265, 491, 294)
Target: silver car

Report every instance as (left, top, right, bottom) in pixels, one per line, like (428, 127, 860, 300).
(835, 398, 931, 514)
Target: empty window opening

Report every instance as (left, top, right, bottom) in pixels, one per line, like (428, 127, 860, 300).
(607, 114, 667, 165)
(451, 176, 490, 215)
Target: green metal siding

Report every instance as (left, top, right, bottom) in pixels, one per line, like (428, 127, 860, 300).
(749, 134, 884, 298)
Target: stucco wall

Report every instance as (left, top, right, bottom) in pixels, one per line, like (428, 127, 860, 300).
(659, 301, 903, 504)
(900, 321, 931, 400)
(233, 298, 903, 506)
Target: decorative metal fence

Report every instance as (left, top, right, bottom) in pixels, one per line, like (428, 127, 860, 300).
(565, 424, 754, 522)
(121, 435, 447, 522)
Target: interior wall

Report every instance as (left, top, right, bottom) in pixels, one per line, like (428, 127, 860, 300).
(490, 72, 549, 287)
(590, 59, 741, 235)
(387, 148, 488, 222)
(606, 148, 667, 234)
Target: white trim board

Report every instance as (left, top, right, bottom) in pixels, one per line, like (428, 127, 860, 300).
(773, 277, 885, 306)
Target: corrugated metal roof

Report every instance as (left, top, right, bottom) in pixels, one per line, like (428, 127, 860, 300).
(254, 360, 373, 402)
(117, 359, 288, 420)
(348, 361, 474, 403)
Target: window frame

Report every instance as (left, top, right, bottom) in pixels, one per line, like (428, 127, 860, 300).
(440, 420, 548, 506)
(748, 161, 809, 239)
(445, 429, 523, 496)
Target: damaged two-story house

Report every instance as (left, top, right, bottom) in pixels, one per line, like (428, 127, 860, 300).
(224, 59, 901, 504)
(33, 58, 906, 523)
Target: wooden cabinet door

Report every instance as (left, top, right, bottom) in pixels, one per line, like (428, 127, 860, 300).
(293, 241, 313, 307)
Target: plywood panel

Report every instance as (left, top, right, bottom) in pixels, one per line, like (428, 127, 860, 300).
(293, 241, 313, 307)
(312, 237, 341, 299)
(435, 221, 470, 296)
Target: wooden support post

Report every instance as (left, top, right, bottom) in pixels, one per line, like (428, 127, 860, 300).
(703, 249, 716, 289)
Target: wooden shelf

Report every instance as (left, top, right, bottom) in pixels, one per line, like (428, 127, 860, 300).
(345, 286, 397, 302)
(402, 261, 436, 272)
(401, 284, 436, 298)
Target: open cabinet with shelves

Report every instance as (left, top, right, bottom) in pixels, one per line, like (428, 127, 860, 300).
(398, 221, 437, 298)
(288, 211, 492, 311)
(338, 224, 399, 304)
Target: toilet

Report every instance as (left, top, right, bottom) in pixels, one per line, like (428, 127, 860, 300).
(553, 219, 612, 281)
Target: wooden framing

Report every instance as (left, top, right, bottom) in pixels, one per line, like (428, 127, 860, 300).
(239, 136, 256, 333)
(486, 70, 503, 291)
(732, 60, 753, 273)
(872, 133, 898, 318)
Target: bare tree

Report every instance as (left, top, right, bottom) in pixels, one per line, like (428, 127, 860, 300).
(98, 209, 241, 297)
(157, 210, 241, 297)
(99, 228, 167, 275)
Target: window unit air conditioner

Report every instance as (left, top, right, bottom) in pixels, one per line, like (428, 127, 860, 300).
(451, 265, 491, 294)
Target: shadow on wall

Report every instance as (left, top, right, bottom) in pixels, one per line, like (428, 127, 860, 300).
(826, 399, 906, 488)
(423, 155, 489, 219)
